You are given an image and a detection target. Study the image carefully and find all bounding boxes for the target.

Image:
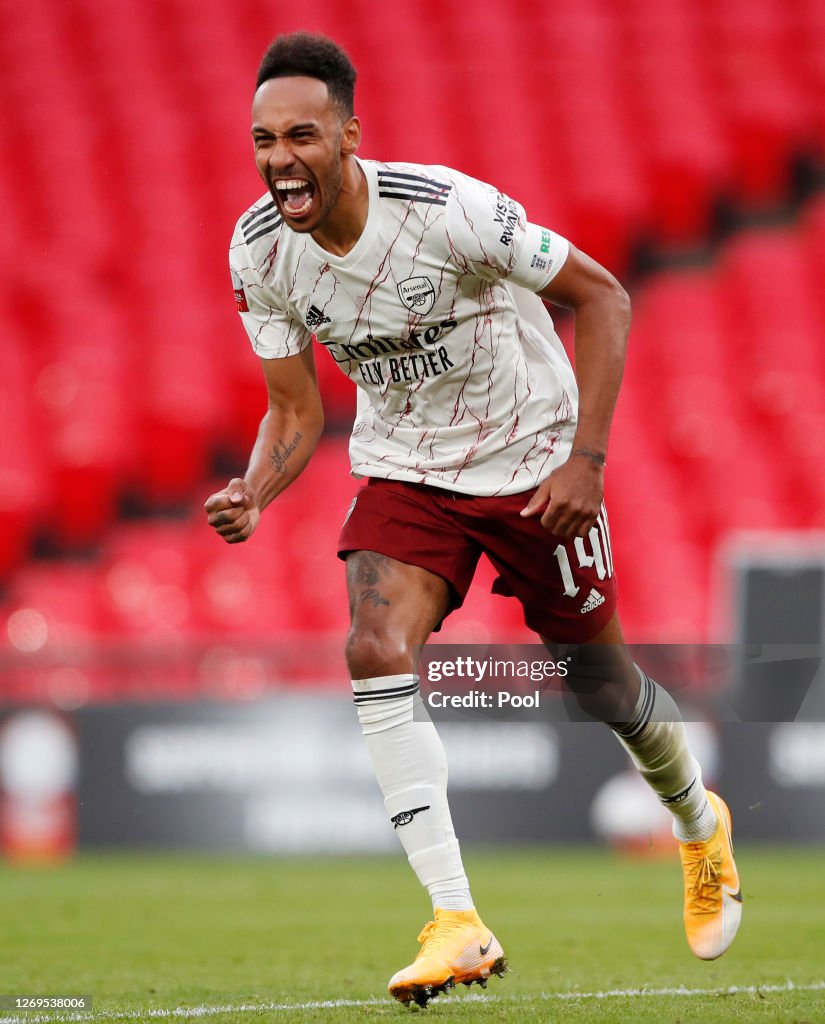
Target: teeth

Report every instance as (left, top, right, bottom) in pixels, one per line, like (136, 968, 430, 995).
(274, 179, 310, 190)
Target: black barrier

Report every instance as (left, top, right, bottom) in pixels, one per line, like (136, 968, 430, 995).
(60, 700, 825, 850)
(414, 644, 825, 724)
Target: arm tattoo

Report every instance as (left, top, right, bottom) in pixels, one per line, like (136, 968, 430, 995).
(269, 432, 303, 473)
(360, 588, 390, 608)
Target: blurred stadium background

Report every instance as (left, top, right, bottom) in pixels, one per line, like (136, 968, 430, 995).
(1, 0, 825, 860)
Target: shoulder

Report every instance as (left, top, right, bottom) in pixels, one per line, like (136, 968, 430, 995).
(229, 192, 285, 276)
(372, 162, 508, 229)
(371, 160, 454, 209)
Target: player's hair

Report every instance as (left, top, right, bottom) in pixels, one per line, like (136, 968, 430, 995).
(256, 33, 357, 119)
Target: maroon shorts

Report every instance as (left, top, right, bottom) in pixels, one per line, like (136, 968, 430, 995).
(337, 478, 618, 643)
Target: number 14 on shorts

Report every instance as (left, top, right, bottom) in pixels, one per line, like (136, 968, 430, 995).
(553, 507, 613, 598)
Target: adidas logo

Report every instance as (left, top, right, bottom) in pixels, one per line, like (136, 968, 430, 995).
(305, 304, 332, 328)
(580, 588, 605, 614)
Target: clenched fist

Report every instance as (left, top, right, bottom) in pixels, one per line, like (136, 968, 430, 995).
(204, 478, 261, 544)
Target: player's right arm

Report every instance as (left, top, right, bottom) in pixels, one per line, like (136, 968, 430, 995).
(204, 346, 324, 544)
(208, 215, 322, 543)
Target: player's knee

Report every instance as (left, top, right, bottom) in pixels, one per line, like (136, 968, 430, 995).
(345, 625, 415, 678)
(558, 647, 640, 723)
(563, 671, 638, 723)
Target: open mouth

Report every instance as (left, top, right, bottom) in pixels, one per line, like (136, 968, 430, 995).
(274, 178, 315, 218)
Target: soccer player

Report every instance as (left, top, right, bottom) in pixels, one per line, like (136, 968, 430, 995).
(205, 32, 742, 1008)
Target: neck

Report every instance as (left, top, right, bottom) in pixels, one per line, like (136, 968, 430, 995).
(311, 157, 368, 256)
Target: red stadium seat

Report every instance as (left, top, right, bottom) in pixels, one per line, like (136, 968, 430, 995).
(0, 563, 114, 704)
(100, 521, 198, 641)
(0, 321, 50, 578)
(700, 0, 810, 207)
(136, 318, 224, 508)
(803, 194, 825, 307)
(29, 301, 132, 550)
(795, 5, 825, 157)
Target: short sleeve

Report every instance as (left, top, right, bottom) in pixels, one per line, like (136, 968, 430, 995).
(228, 230, 312, 360)
(444, 171, 569, 292)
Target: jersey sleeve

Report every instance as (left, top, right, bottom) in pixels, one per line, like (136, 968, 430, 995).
(228, 226, 312, 359)
(443, 170, 569, 292)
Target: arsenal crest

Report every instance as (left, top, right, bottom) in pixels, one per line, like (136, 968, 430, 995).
(397, 276, 436, 316)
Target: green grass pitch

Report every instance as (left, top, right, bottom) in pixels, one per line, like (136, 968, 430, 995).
(1, 847, 824, 1023)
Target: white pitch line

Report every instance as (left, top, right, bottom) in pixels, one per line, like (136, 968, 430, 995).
(2, 980, 824, 1023)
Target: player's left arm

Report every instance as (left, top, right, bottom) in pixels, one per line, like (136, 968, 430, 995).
(520, 244, 631, 537)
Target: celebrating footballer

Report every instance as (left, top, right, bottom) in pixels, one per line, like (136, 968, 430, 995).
(205, 32, 742, 1009)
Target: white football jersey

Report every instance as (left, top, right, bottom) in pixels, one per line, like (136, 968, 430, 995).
(229, 159, 578, 496)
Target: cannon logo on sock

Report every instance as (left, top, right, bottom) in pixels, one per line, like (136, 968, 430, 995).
(662, 778, 697, 804)
(391, 805, 430, 828)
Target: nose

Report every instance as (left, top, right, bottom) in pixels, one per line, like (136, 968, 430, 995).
(268, 136, 296, 174)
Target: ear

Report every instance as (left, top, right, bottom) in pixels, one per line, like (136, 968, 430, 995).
(341, 116, 361, 157)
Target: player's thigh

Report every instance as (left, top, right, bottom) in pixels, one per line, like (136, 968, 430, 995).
(345, 551, 450, 675)
(346, 550, 449, 629)
(479, 502, 618, 643)
(581, 608, 626, 645)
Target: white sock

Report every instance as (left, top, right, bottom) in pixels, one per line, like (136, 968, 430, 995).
(612, 667, 719, 843)
(353, 674, 473, 912)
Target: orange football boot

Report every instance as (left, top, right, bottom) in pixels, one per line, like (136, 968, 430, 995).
(388, 907, 507, 1008)
(679, 791, 743, 960)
